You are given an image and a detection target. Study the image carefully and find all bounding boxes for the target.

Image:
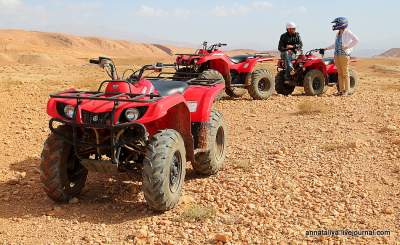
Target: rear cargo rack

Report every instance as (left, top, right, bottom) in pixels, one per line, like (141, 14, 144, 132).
(145, 73, 222, 86)
(175, 53, 205, 56)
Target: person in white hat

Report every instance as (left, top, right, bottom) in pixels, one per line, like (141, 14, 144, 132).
(278, 22, 303, 80)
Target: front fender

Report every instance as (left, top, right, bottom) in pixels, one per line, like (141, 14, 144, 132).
(184, 83, 225, 122)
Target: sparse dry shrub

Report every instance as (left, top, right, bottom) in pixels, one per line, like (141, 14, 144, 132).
(181, 204, 216, 221)
(297, 101, 328, 115)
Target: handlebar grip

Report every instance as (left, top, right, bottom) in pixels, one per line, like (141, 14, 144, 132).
(89, 59, 100, 64)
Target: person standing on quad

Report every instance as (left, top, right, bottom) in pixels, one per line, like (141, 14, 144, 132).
(324, 17, 359, 96)
(278, 22, 303, 80)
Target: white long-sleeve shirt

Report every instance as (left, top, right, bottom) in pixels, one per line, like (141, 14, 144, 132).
(326, 29, 359, 55)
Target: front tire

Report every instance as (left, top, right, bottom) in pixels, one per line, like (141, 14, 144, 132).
(275, 70, 295, 95)
(248, 69, 274, 100)
(40, 126, 88, 202)
(303, 69, 326, 96)
(142, 129, 186, 211)
(192, 110, 226, 175)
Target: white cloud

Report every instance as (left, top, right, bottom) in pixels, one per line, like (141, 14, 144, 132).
(283, 6, 308, 16)
(0, 0, 21, 9)
(136, 5, 191, 18)
(252, 1, 273, 10)
(211, 1, 272, 17)
(136, 5, 168, 17)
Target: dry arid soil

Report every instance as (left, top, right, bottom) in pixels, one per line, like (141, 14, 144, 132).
(0, 32, 399, 244)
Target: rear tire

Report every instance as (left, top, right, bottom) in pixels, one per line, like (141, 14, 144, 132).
(225, 87, 247, 98)
(40, 126, 88, 202)
(198, 69, 226, 101)
(173, 67, 196, 81)
(192, 110, 226, 175)
(303, 69, 326, 96)
(248, 69, 274, 100)
(142, 129, 186, 211)
(275, 70, 295, 96)
(336, 69, 358, 95)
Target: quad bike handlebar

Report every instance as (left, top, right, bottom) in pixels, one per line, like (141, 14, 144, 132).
(202, 41, 227, 52)
(90, 57, 176, 81)
(305, 48, 325, 57)
(90, 57, 118, 80)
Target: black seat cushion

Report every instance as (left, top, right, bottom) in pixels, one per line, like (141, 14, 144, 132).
(323, 57, 334, 66)
(230, 54, 255, 64)
(150, 80, 189, 96)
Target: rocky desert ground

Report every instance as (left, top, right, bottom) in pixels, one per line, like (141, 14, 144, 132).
(0, 31, 399, 244)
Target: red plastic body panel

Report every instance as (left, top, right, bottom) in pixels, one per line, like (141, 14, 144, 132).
(196, 50, 273, 77)
(176, 48, 273, 79)
(183, 83, 225, 122)
(47, 78, 224, 132)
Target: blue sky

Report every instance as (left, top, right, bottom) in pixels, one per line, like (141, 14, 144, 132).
(0, 0, 399, 54)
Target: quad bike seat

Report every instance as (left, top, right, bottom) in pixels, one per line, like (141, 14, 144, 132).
(230, 54, 254, 64)
(150, 80, 189, 96)
(323, 57, 334, 65)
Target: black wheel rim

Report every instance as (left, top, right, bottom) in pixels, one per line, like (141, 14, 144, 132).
(350, 76, 355, 88)
(169, 151, 182, 193)
(215, 126, 225, 161)
(312, 78, 322, 91)
(258, 78, 270, 92)
(64, 150, 86, 192)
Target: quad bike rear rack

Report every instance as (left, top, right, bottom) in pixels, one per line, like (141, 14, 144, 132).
(145, 73, 222, 85)
(175, 53, 205, 56)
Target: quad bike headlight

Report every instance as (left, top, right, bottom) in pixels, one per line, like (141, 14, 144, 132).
(63, 105, 75, 119)
(125, 108, 140, 121)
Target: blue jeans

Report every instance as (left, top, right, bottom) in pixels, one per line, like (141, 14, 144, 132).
(281, 51, 295, 79)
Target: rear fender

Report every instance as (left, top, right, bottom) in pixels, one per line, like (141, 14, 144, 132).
(183, 83, 225, 122)
(196, 56, 230, 78)
(144, 102, 194, 162)
(305, 60, 328, 78)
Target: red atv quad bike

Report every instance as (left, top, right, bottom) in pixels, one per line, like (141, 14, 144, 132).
(175, 41, 275, 100)
(275, 48, 358, 96)
(40, 57, 227, 211)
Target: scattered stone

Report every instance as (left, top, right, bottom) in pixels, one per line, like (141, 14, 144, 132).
(215, 233, 231, 243)
(69, 197, 80, 204)
(382, 207, 394, 215)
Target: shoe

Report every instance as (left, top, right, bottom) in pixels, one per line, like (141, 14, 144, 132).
(341, 92, 350, 96)
(333, 92, 342, 96)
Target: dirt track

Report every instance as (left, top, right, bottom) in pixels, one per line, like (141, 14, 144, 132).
(0, 59, 399, 244)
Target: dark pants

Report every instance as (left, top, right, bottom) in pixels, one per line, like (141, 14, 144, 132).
(281, 51, 295, 79)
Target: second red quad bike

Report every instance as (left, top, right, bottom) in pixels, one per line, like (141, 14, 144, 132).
(175, 41, 275, 100)
(40, 57, 227, 211)
(275, 48, 358, 96)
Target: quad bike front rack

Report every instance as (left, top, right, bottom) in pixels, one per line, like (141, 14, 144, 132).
(49, 83, 161, 166)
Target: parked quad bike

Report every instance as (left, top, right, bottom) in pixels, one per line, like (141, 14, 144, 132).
(174, 41, 275, 100)
(275, 48, 358, 96)
(40, 57, 227, 211)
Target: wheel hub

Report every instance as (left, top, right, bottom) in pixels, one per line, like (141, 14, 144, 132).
(214, 126, 225, 161)
(169, 151, 182, 193)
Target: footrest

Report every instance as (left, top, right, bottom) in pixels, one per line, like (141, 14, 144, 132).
(81, 159, 118, 173)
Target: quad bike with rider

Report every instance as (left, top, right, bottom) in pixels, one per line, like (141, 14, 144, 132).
(175, 41, 275, 100)
(40, 57, 227, 211)
(275, 48, 358, 96)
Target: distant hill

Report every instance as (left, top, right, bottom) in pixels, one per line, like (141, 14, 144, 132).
(0, 29, 194, 64)
(378, 48, 400, 58)
(0, 29, 277, 65)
